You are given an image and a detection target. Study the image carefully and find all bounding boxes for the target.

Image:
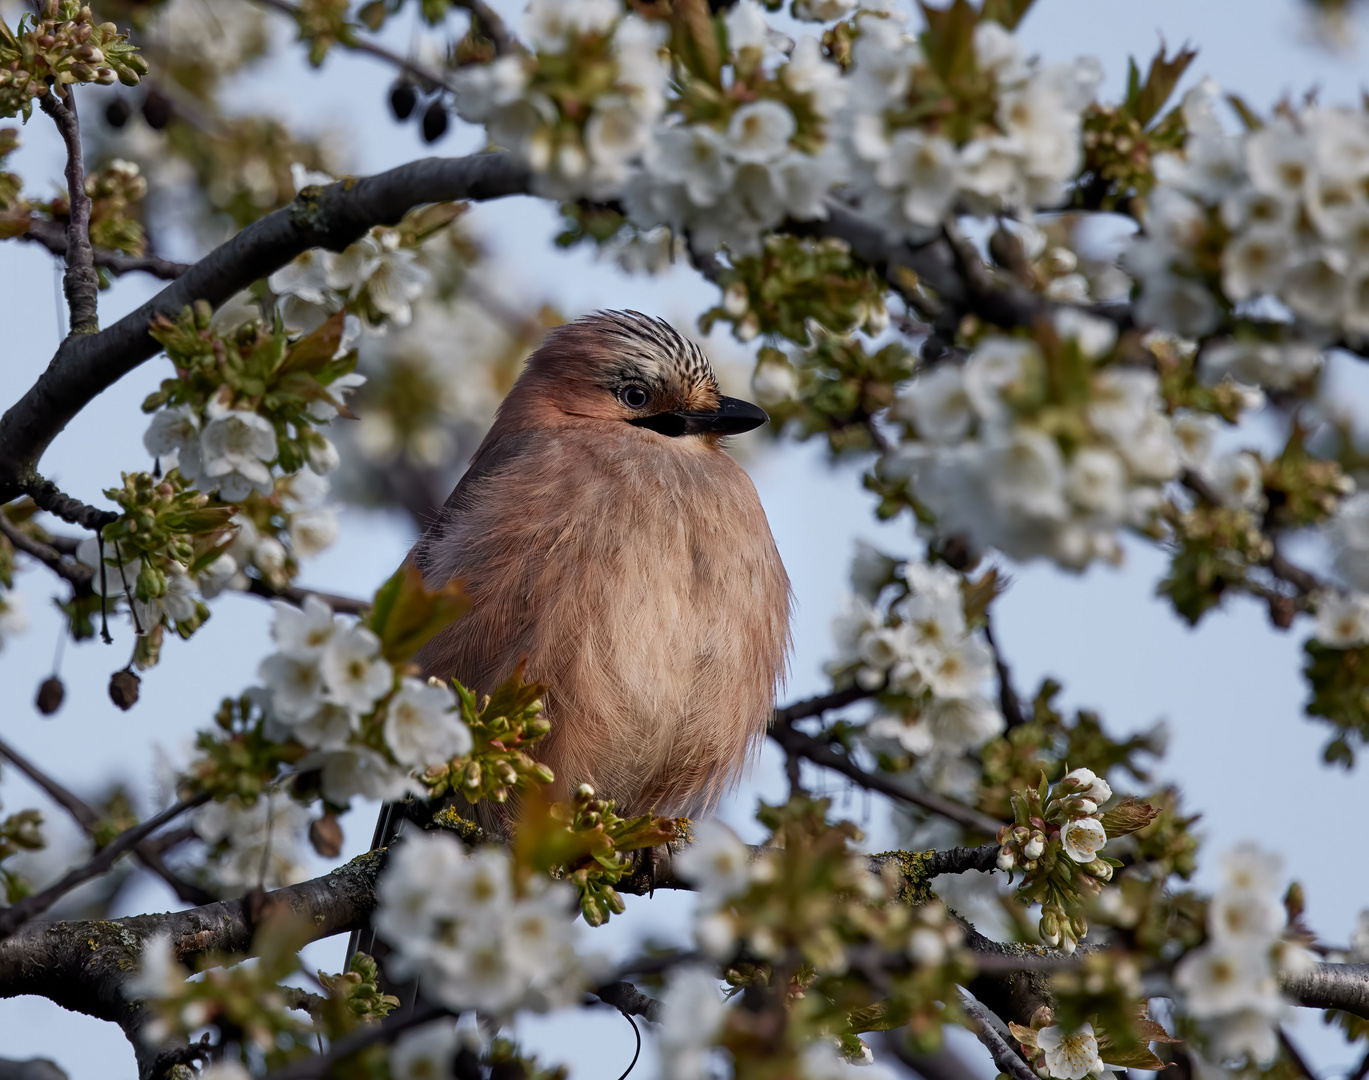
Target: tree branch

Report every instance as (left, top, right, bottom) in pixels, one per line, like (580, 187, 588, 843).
(0, 734, 214, 906)
(0, 151, 531, 503)
(243, 575, 369, 616)
(254, 0, 464, 94)
(960, 993, 1040, 1080)
(769, 719, 1003, 835)
(1281, 962, 1369, 1019)
(38, 90, 98, 335)
(592, 980, 662, 1023)
(0, 513, 92, 590)
(0, 792, 211, 940)
(21, 218, 190, 281)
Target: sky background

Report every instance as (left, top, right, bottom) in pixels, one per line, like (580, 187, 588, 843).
(3, 0, 1369, 1076)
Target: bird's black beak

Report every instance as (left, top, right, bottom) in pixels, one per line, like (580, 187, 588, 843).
(629, 396, 769, 438)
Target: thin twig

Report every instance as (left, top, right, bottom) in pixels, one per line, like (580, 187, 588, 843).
(982, 615, 1026, 729)
(1278, 1027, 1317, 1080)
(21, 219, 189, 280)
(0, 514, 91, 590)
(254, 0, 463, 92)
(454, 0, 516, 54)
(592, 980, 662, 1023)
(769, 720, 1003, 835)
(244, 576, 369, 616)
(0, 734, 214, 905)
(960, 994, 1040, 1080)
(0, 792, 211, 939)
(37, 89, 99, 335)
(774, 684, 877, 726)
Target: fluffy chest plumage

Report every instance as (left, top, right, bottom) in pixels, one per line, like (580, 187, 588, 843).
(415, 423, 790, 819)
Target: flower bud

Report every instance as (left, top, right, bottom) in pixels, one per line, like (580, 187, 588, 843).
(723, 282, 749, 318)
(1086, 859, 1113, 883)
(997, 849, 1016, 872)
(1023, 835, 1044, 861)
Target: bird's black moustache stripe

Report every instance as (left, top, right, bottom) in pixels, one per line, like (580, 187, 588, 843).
(629, 396, 770, 437)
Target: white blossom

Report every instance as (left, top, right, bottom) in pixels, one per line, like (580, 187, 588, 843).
(1207, 451, 1267, 512)
(1061, 817, 1107, 863)
(193, 792, 310, 889)
(383, 677, 472, 767)
(1317, 591, 1369, 646)
(391, 1021, 460, 1080)
(199, 401, 278, 502)
(320, 623, 393, 713)
(659, 965, 726, 1080)
(676, 820, 753, 909)
(1038, 1023, 1105, 1080)
(374, 832, 586, 1014)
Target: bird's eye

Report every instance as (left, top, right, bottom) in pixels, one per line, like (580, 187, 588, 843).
(620, 385, 649, 409)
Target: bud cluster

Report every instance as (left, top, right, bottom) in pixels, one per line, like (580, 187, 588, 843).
(420, 674, 554, 806)
(996, 767, 1122, 954)
(0, 2, 147, 121)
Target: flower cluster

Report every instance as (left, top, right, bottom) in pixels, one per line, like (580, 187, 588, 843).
(883, 314, 1180, 568)
(676, 798, 971, 1061)
(1129, 82, 1369, 363)
(0, 1, 147, 121)
(826, 550, 1005, 799)
(268, 179, 446, 333)
(143, 301, 362, 500)
(841, 13, 1100, 240)
(452, 0, 668, 201)
(624, 4, 845, 255)
(374, 830, 588, 1014)
(256, 594, 473, 805)
(1172, 844, 1314, 1064)
(192, 790, 310, 890)
(997, 768, 1157, 954)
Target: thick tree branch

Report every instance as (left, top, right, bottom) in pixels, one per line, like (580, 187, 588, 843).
(0, 792, 210, 940)
(38, 90, 98, 335)
(21, 218, 190, 281)
(0, 151, 531, 503)
(1281, 962, 1369, 1018)
(0, 735, 214, 906)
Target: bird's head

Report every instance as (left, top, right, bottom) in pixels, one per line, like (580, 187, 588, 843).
(509, 310, 769, 438)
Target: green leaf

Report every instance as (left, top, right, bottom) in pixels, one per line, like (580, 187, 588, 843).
(1126, 44, 1198, 128)
(366, 562, 471, 662)
(278, 309, 348, 376)
(979, 0, 1036, 30)
(1226, 93, 1264, 132)
(1099, 796, 1160, 837)
(919, 0, 979, 81)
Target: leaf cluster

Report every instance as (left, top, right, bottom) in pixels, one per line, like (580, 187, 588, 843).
(0, 796, 43, 903)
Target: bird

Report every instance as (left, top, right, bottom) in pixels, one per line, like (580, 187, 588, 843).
(379, 309, 792, 839)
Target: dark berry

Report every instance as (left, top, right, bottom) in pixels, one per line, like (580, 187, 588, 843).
(389, 81, 417, 121)
(421, 100, 449, 143)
